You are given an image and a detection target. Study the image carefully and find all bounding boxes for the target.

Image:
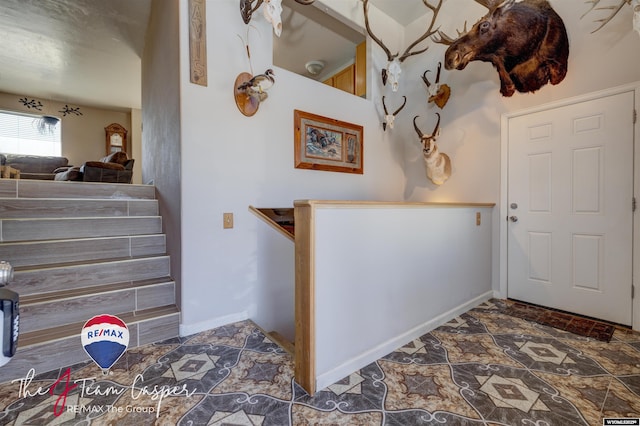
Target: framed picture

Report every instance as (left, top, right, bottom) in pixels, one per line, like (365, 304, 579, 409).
(294, 110, 363, 174)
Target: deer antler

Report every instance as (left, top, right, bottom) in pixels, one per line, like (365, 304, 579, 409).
(362, 0, 443, 63)
(398, 0, 444, 62)
(241, 0, 315, 25)
(582, 0, 632, 33)
(362, 0, 396, 61)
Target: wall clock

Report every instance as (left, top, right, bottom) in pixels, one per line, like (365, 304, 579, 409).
(105, 123, 128, 155)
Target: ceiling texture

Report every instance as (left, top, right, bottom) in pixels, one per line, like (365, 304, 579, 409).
(0, 0, 426, 111)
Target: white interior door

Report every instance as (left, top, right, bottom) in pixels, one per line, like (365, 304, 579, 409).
(507, 91, 634, 325)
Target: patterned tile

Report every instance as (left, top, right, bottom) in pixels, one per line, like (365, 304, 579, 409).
(0, 301, 639, 425)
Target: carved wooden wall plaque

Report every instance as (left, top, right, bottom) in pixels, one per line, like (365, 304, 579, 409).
(189, 0, 207, 86)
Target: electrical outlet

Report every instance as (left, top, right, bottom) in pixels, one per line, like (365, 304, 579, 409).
(476, 212, 481, 226)
(223, 213, 234, 229)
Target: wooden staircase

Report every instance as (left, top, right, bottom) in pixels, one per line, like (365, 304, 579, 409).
(0, 179, 179, 383)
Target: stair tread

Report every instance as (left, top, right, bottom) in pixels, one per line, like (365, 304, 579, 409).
(12, 254, 170, 272)
(20, 305, 180, 347)
(20, 276, 175, 305)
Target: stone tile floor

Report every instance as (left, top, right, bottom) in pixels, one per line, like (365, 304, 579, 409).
(0, 299, 639, 425)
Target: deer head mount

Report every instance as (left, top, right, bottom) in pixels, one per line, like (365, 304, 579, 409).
(362, 0, 443, 92)
(582, 0, 640, 36)
(240, 0, 315, 36)
(421, 62, 451, 109)
(382, 95, 407, 131)
(414, 113, 451, 185)
(433, 0, 569, 97)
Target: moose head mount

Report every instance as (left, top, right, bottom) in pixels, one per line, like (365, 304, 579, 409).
(434, 0, 569, 97)
(362, 0, 443, 92)
(414, 113, 451, 185)
(240, 0, 315, 36)
(382, 96, 407, 131)
(421, 62, 451, 109)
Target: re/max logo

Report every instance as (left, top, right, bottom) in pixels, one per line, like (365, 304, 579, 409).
(86, 329, 124, 339)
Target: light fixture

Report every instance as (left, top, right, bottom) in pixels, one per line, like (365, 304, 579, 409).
(34, 115, 60, 135)
(305, 60, 325, 76)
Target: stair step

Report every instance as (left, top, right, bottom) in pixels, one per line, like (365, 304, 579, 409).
(12, 256, 171, 296)
(0, 179, 156, 200)
(0, 216, 162, 242)
(0, 234, 166, 267)
(0, 198, 158, 218)
(0, 180, 180, 386)
(20, 276, 174, 304)
(0, 307, 180, 384)
(20, 279, 175, 333)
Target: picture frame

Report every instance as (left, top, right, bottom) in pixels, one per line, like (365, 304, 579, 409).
(294, 110, 363, 174)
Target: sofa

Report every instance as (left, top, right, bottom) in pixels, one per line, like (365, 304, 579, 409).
(54, 151, 134, 184)
(0, 153, 69, 180)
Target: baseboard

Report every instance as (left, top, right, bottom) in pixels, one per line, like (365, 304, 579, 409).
(179, 311, 249, 337)
(315, 291, 493, 391)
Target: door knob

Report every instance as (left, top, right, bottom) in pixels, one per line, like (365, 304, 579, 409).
(509, 216, 518, 222)
(510, 203, 518, 209)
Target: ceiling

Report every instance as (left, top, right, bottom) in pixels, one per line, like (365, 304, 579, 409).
(0, 0, 151, 110)
(0, 0, 425, 111)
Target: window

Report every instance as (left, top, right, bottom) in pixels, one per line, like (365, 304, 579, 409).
(0, 110, 61, 156)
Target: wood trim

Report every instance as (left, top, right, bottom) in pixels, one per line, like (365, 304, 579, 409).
(294, 203, 315, 394)
(355, 41, 366, 98)
(294, 200, 495, 209)
(248, 206, 294, 242)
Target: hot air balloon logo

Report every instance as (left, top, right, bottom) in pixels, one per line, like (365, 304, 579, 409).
(81, 314, 129, 373)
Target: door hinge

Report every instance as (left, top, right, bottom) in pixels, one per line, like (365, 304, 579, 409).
(634, 109, 637, 125)
(633, 285, 635, 299)
(634, 197, 637, 212)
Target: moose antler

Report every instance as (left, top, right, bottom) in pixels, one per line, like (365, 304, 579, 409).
(582, 0, 632, 33)
(432, 21, 468, 46)
(362, 0, 443, 63)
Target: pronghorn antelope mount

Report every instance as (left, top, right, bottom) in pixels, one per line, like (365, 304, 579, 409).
(381, 96, 407, 131)
(433, 0, 569, 97)
(421, 62, 451, 109)
(414, 113, 451, 185)
(362, 0, 443, 92)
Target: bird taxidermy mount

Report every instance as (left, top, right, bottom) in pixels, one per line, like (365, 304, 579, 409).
(421, 62, 450, 109)
(362, 0, 444, 91)
(235, 69, 275, 116)
(433, 0, 569, 97)
(234, 27, 276, 116)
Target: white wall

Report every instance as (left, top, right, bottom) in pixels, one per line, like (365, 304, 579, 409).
(175, 0, 640, 334)
(313, 204, 493, 390)
(395, 1, 640, 294)
(178, 0, 409, 334)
